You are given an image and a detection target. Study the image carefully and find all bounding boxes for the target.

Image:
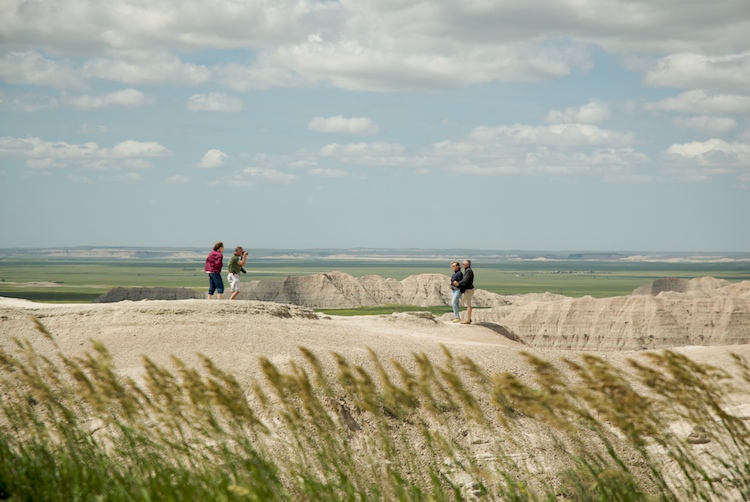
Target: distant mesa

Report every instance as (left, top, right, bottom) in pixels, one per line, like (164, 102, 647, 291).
(631, 277, 731, 296)
(567, 252, 628, 260)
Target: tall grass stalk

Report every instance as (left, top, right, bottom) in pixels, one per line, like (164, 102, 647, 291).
(1, 319, 748, 500)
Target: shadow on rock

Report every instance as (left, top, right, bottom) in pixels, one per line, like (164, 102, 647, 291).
(475, 322, 526, 344)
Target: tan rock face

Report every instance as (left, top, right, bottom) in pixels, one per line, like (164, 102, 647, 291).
(474, 279, 750, 350)
(239, 271, 514, 309)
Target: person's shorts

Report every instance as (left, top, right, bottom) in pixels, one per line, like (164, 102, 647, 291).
(227, 272, 240, 292)
(463, 288, 474, 307)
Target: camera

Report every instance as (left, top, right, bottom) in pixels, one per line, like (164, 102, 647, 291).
(240, 267, 247, 274)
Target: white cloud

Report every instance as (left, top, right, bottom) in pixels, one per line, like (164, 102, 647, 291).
(3, 2, 749, 94)
(321, 142, 405, 156)
(644, 52, 750, 91)
(197, 149, 228, 168)
(108, 172, 144, 182)
(63, 89, 155, 109)
(186, 92, 242, 112)
(0, 136, 171, 173)
(671, 116, 737, 136)
(108, 140, 170, 157)
(0, 89, 59, 112)
(82, 55, 211, 86)
(0, 51, 83, 89)
(308, 115, 380, 134)
(665, 139, 750, 167)
(27, 158, 64, 170)
(242, 167, 298, 184)
(166, 175, 190, 184)
(464, 124, 634, 147)
(645, 90, 750, 116)
(78, 123, 108, 134)
(546, 100, 612, 124)
(320, 142, 420, 166)
(272, 38, 589, 92)
(307, 168, 349, 178)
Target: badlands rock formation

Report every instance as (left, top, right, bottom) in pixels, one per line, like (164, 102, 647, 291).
(94, 271, 508, 308)
(473, 278, 750, 350)
(92, 273, 750, 351)
(239, 271, 509, 308)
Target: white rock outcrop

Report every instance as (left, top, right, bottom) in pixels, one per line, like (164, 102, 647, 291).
(473, 279, 750, 350)
(241, 271, 508, 308)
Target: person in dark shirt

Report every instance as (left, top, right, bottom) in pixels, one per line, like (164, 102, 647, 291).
(456, 259, 475, 324)
(449, 261, 463, 322)
(227, 246, 248, 300)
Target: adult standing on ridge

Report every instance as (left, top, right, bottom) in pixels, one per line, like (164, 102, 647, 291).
(456, 259, 474, 324)
(205, 242, 224, 300)
(449, 261, 463, 323)
(227, 246, 248, 300)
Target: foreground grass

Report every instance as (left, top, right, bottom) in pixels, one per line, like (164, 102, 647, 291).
(1, 320, 749, 500)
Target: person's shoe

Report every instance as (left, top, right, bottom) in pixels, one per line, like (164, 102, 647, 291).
(461, 320, 472, 324)
(452, 318, 461, 323)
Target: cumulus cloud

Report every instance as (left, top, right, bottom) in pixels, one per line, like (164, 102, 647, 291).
(63, 89, 155, 109)
(546, 100, 612, 124)
(0, 51, 211, 89)
(108, 140, 169, 157)
(242, 167, 298, 184)
(0, 51, 83, 89)
(2, 1, 749, 94)
(645, 90, 750, 116)
(82, 55, 211, 86)
(464, 124, 634, 147)
(665, 139, 750, 167)
(644, 52, 750, 91)
(308, 115, 380, 134)
(307, 167, 349, 177)
(197, 149, 228, 168)
(319, 142, 421, 166)
(0, 89, 59, 112)
(671, 116, 737, 136)
(0, 136, 171, 173)
(186, 92, 242, 112)
(78, 123, 108, 134)
(108, 172, 144, 182)
(166, 175, 190, 184)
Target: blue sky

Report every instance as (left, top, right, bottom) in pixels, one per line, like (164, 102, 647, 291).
(1, 0, 748, 252)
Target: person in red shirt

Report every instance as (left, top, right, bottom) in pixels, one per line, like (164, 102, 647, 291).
(204, 241, 225, 299)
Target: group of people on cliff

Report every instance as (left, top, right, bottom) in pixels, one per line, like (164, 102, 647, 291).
(204, 242, 475, 323)
(450, 260, 474, 324)
(204, 242, 247, 300)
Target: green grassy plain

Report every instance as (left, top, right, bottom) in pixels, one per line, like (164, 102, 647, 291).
(0, 256, 748, 304)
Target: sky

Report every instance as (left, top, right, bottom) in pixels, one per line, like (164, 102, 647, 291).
(1, 0, 749, 252)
